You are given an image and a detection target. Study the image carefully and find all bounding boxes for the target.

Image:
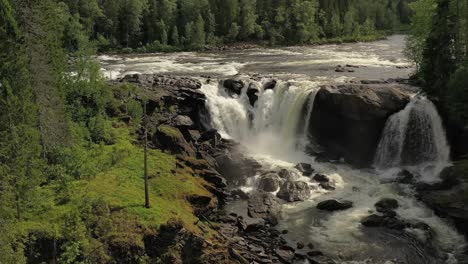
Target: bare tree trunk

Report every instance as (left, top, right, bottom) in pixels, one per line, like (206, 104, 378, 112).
(15, 192, 21, 221)
(144, 102, 150, 208)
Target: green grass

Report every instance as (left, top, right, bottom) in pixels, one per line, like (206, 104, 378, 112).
(18, 122, 213, 240)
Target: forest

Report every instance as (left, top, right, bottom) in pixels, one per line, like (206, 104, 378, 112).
(63, 0, 414, 51)
(1, 0, 468, 263)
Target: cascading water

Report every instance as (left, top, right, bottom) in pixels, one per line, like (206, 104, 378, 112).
(374, 95, 451, 182)
(201, 78, 320, 160)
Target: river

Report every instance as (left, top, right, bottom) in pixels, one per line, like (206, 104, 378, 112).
(100, 35, 466, 264)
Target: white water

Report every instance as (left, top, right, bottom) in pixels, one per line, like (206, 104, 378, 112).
(202, 79, 465, 263)
(375, 96, 451, 182)
(201, 79, 320, 159)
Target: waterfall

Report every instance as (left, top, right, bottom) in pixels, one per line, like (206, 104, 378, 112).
(201, 78, 319, 157)
(374, 95, 451, 181)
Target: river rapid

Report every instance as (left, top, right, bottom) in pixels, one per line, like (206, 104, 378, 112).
(100, 35, 467, 264)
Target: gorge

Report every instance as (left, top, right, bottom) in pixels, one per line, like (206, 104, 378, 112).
(101, 35, 468, 264)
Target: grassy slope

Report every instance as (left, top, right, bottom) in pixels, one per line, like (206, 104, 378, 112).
(17, 122, 214, 260)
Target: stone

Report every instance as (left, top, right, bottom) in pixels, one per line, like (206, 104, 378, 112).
(171, 115, 194, 128)
(223, 79, 244, 95)
(275, 245, 295, 263)
(248, 191, 282, 225)
(247, 83, 260, 106)
(153, 125, 196, 157)
(375, 198, 399, 213)
(396, 169, 415, 184)
(258, 173, 281, 192)
(361, 214, 385, 227)
(277, 181, 311, 202)
(319, 182, 336, 191)
(313, 174, 330, 183)
(264, 79, 277, 90)
(297, 242, 305, 249)
(295, 163, 314, 176)
(309, 83, 410, 167)
(316, 200, 353, 211)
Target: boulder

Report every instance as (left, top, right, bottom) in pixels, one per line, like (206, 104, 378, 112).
(375, 198, 399, 213)
(278, 169, 294, 181)
(319, 182, 336, 191)
(316, 200, 353, 211)
(275, 245, 295, 263)
(263, 79, 277, 90)
(396, 169, 415, 184)
(277, 181, 311, 202)
(309, 83, 410, 167)
(248, 191, 282, 225)
(313, 174, 330, 183)
(295, 163, 314, 176)
(258, 173, 281, 192)
(153, 125, 196, 157)
(223, 79, 244, 95)
(247, 83, 260, 106)
(171, 115, 194, 128)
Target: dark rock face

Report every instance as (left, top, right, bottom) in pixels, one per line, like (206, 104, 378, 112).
(246, 83, 260, 106)
(309, 83, 410, 167)
(258, 173, 281, 192)
(277, 181, 311, 202)
(223, 79, 244, 95)
(263, 79, 277, 90)
(319, 182, 336, 191)
(295, 163, 314, 176)
(375, 198, 399, 213)
(417, 165, 468, 238)
(153, 125, 196, 157)
(248, 191, 282, 225)
(316, 200, 353, 211)
(396, 169, 415, 184)
(313, 174, 330, 183)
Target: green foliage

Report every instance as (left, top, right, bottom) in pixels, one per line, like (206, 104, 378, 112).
(405, 0, 438, 67)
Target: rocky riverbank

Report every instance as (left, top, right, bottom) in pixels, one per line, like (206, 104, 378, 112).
(115, 73, 468, 263)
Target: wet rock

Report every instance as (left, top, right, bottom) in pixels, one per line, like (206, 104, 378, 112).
(375, 198, 399, 213)
(248, 191, 282, 225)
(231, 189, 250, 200)
(258, 173, 281, 192)
(247, 83, 260, 106)
(278, 169, 295, 181)
(307, 251, 324, 257)
(309, 83, 411, 167)
(264, 79, 277, 90)
(153, 125, 196, 157)
(313, 173, 330, 183)
(396, 169, 415, 184)
(307, 243, 314, 249)
(319, 182, 336, 191)
(297, 241, 305, 249)
(361, 214, 385, 227)
(295, 163, 314, 176)
(223, 79, 244, 95)
(275, 245, 295, 263)
(316, 200, 353, 211)
(277, 181, 311, 202)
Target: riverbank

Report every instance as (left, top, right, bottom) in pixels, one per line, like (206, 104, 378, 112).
(99, 32, 389, 55)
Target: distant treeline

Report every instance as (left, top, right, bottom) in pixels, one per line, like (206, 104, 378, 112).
(62, 0, 415, 51)
(406, 0, 468, 129)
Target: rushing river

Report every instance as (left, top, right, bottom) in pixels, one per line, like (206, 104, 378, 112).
(100, 35, 466, 264)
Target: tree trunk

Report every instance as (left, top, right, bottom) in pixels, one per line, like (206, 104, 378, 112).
(144, 103, 150, 208)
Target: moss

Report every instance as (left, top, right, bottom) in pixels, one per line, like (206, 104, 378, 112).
(158, 125, 183, 139)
